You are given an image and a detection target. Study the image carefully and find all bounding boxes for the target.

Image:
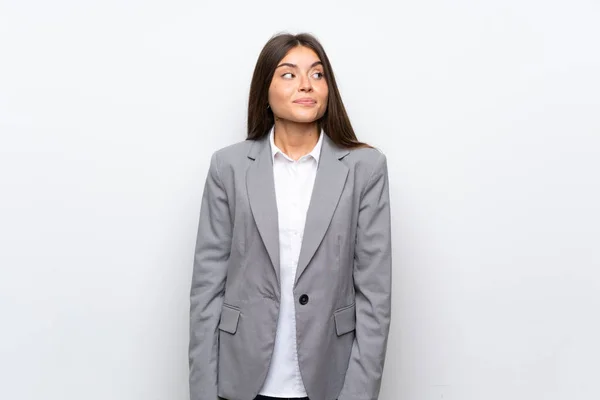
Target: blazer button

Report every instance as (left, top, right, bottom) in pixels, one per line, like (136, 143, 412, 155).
(299, 294, 309, 305)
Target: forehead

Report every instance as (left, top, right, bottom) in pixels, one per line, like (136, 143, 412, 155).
(278, 45, 321, 65)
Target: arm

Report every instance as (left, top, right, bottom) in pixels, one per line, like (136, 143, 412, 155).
(339, 152, 392, 400)
(189, 151, 232, 400)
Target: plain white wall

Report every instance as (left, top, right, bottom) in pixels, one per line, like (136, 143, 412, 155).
(1, 0, 599, 399)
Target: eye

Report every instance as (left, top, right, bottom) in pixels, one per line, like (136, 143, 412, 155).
(312, 71, 324, 79)
(282, 72, 294, 79)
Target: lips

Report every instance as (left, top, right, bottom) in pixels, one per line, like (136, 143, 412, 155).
(293, 98, 316, 104)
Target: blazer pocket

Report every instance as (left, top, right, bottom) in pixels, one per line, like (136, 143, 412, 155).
(334, 303, 356, 336)
(218, 304, 241, 334)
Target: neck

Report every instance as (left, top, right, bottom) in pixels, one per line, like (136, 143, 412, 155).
(273, 120, 320, 161)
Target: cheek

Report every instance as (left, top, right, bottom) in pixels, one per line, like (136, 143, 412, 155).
(269, 84, 291, 102)
(319, 88, 329, 108)
(317, 83, 329, 99)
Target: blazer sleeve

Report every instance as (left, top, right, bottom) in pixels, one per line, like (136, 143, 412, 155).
(189, 151, 232, 400)
(338, 152, 392, 400)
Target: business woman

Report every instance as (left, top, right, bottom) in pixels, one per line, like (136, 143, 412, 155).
(189, 33, 392, 400)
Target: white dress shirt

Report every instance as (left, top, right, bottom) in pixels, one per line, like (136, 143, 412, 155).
(258, 126, 324, 397)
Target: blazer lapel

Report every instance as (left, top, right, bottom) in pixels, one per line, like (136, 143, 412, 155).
(294, 133, 349, 285)
(246, 132, 350, 287)
(246, 136, 281, 284)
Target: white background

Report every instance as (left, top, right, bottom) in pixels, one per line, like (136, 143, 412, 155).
(1, 1, 599, 399)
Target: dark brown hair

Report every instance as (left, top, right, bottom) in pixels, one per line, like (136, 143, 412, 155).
(247, 32, 370, 149)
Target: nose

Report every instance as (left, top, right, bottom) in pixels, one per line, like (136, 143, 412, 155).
(298, 74, 313, 92)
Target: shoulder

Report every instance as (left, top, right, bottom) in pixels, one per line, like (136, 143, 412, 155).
(206, 139, 256, 173)
(342, 145, 387, 176)
(338, 144, 388, 198)
(206, 138, 259, 183)
(211, 139, 255, 163)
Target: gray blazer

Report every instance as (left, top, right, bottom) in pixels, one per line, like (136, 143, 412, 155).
(189, 132, 392, 400)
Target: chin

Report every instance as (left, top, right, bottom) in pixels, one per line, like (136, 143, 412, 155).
(288, 113, 322, 124)
(292, 118, 319, 124)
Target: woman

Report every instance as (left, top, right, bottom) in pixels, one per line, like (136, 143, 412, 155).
(189, 32, 392, 400)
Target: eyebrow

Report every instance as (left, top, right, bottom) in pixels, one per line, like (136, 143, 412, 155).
(276, 61, 323, 69)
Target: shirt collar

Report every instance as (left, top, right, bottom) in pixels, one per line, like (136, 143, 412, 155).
(269, 125, 324, 163)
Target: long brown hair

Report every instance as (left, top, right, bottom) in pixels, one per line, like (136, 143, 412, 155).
(247, 32, 370, 149)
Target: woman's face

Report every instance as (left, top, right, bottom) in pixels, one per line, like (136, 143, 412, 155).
(268, 45, 329, 124)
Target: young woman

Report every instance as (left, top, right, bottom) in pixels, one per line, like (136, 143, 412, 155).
(189, 32, 392, 400)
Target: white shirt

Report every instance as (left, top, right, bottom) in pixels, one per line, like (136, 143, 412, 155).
(259, 126, 324, 397)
